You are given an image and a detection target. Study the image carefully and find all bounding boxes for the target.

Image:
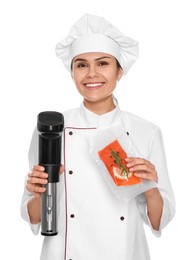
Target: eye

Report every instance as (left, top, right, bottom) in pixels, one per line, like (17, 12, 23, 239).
(76, 62, 88, 69)
(98, 61, 109, 67)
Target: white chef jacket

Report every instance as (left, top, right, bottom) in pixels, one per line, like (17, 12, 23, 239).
(21, 100, 175, 260)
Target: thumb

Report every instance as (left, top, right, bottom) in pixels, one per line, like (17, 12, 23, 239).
(60, 165, 65, 174)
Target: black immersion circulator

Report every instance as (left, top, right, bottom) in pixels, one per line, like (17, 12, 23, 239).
(37, 111, 64, 236)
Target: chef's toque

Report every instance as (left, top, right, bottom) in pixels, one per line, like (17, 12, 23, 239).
(55, 13, 139, 75)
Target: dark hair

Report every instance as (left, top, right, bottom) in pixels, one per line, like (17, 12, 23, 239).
(116, 59, 122, 70)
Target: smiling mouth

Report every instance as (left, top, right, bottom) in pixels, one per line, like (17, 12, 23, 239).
(84, 83, 104, 89)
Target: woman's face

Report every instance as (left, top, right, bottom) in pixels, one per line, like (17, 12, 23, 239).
(71, 52, 123, 113)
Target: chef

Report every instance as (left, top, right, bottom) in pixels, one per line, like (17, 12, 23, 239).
(21, 13, 175, 260)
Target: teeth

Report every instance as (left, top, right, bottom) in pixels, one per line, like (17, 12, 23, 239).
(86, 83, 102, 88)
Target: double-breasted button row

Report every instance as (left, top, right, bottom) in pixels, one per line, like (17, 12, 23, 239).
(70, 213, 124, 220)
(68, 169, 74, 217)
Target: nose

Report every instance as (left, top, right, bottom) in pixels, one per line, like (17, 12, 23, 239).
(86, 64, 98, 78)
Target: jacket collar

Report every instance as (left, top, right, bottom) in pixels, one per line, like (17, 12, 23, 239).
(80, 98, 121, 128)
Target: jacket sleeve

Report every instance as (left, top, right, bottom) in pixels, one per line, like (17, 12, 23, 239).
(138, 126, 176, 237)
(20, 128, 40, 235)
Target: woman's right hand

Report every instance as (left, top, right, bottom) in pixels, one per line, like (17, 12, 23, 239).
(26, 164, 64, 223)
(26, 165, 48, 199)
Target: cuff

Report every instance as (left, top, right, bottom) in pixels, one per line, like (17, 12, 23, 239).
(138, 192, 175, 237)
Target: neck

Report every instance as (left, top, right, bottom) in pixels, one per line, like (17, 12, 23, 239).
(84, 96, 116, 115)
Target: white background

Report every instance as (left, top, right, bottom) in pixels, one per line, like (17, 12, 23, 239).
(0, 0, 192, 259)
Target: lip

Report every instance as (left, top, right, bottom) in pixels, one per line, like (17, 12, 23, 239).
(83, 82, 104, 89)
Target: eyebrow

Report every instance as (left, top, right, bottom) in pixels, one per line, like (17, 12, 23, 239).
(73, 56, 112, 63)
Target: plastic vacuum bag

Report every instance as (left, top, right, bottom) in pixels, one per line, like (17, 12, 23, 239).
(89, 124, 157, 202)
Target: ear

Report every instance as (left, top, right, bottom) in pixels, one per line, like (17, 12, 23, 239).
(117, 68, 123, 81)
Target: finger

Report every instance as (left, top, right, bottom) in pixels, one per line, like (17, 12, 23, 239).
(33, 165, 45, 172)
(125, 157, 147, 167)
(27, 176, 48, 185)
(128, 164, 153, 173)
(26, 183, 46, 194)
(33, 185, 46, 193)
(29, 170, 48, 179)
(134, 172, 157, 182)
(134, 172, 151, 179)
(126, 157, 154, 170)
(60, 165, 65, 174)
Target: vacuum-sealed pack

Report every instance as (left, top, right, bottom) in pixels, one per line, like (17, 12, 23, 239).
(98, 139, 141, 186)
(89, 124, 157, 202)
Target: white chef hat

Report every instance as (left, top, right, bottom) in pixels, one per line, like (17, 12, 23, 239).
(55, 14, 139, 75)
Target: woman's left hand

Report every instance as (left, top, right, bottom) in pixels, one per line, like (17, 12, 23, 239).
(125, 157, 158, 183)
(126, 157, 163, 230)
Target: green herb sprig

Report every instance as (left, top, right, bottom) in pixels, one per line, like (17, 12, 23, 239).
(110, 149, 130, 180)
